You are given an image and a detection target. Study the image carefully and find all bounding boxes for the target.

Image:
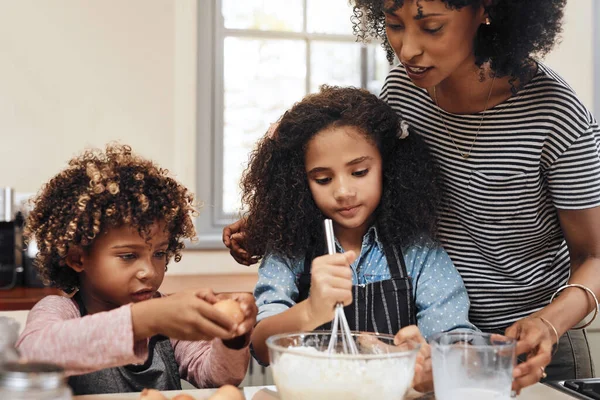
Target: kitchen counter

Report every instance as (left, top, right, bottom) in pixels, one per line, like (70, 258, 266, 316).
(73, 384, 575, 399)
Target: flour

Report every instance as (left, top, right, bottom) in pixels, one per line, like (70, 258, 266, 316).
(272, 346, 415, 400)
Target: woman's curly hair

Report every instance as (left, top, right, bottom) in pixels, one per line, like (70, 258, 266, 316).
(352, 0, 566, 85)
(241, 85, 440, 259)
(25, 144, 197, 293)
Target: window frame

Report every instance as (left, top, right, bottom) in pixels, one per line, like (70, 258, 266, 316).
(193, 0, 375, 248)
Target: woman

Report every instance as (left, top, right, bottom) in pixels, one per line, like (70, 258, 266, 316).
(224, 0, 600, 391)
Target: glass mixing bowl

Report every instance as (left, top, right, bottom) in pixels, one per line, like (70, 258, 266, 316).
(266, 331, 420, 400)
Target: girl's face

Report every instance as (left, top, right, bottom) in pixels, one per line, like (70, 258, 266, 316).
(67, 222, 170, 314)
(305, 125, 383, 238)
(384, 0, 486, 88)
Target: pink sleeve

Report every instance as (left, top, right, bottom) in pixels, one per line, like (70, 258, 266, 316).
(172, 337, 250, 388)
(16, 295, 149, 377)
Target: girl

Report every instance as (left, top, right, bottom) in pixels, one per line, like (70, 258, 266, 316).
(17, 144, 257, 396)
(242, 86, 475, 390)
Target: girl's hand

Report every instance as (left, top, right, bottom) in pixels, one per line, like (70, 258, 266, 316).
(394, 325, 432, 393)
(222, 218, 259, 266)
(216, 292, 258, 337)
(306, 251, 356, 326)
(505, 317, 553, 394)
(132, 289, 239, 342)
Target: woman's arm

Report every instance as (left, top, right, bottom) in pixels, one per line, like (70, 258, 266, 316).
(507, 207, 600, 392)
(536, 207, 600, 334)
(538, 122, 600, 333)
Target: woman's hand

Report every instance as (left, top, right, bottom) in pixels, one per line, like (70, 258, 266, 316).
(505, 316, 554, 393)
(222, 218, 260, 266)
(306, 252, 356, 326)
(132, 289, 239, 342)
(394, 325, 432, 393)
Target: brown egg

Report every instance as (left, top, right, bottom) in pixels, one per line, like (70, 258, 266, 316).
(172, 395, 196, 400)
(139, 388, 169, 400)
(214, 299, 244, 324)
(208, 385, 244, 400)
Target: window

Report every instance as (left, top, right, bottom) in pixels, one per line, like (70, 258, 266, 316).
(194, 0, 390, 247)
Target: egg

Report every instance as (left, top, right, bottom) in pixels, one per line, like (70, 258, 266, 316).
(139, 388, 168, 400)
(208, 385, 244, 400)
(172, 395, 196, 400)
(214, 299, 244, 324)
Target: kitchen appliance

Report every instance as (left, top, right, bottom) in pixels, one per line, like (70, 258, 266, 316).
(0, 188, 43, 289)
(0, 187, 22, 289)
(548, 379, 600, 399)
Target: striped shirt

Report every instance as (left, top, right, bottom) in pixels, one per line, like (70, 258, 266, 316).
(380, 62, 600, 330)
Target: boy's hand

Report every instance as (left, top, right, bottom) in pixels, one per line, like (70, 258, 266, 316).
(394, 325, 432, 393)
(132, 288, 239, 342)
(306, 251, 356, 326)
(215, 292, 258, 337)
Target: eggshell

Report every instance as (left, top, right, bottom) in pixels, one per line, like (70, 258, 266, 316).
(139, 388, 169, 400)
(214, 299, 244, 324)
(172, 395, 196, 400)
(208, 385, 244, 400)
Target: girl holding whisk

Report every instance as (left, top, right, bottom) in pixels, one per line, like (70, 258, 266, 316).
(242, 85, 475, 390)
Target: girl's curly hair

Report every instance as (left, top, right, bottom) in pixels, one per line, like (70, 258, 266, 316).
(25, 144, 197, 293)
(241, 85, 440, 259)
(352, 0, 566, 85)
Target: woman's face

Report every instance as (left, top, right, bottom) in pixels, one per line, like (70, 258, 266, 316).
(384, 0, 486, 88)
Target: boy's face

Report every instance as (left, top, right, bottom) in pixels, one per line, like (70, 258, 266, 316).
(71, 222, 170, 314)
(305, 125, 382, 240)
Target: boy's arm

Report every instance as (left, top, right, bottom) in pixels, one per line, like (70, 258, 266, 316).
(16, 295, 149, 376)
(172, 336, 250, 388)
(407, 244, 477, 339)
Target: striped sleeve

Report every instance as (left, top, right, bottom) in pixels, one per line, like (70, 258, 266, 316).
(548, 121, 600, 209)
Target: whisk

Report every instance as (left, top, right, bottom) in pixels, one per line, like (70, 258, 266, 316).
(324, 219, 358, 355)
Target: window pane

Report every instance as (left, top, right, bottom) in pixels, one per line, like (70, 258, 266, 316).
(310, 41, 362, 93)
(222, 38, 306, 214)
(307, 0, 354, 34)
(222, 0, 304, 32)
(367, 44, 393, 95)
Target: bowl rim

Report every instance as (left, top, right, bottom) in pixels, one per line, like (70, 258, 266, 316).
(265, 331, 422, 360)
(429, 331, 517, 350)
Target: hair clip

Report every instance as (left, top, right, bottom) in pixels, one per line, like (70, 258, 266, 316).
(398, 121, 410, 139)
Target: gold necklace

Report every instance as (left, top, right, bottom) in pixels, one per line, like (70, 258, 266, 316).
(432, 76, 496, 159)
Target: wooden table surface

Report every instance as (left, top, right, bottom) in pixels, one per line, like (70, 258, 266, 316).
(0, 286, 61, 310)
(0, 273, 259, 311)
(73, 384, 576, 400)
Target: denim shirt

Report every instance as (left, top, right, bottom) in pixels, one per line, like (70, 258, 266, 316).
(254, 227, 476, 340)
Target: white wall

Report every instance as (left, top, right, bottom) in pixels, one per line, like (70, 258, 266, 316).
(0, 0, 595, 276)
(544, 0, 595, 110)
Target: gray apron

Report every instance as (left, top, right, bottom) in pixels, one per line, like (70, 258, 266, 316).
(67, 293, 182, 395)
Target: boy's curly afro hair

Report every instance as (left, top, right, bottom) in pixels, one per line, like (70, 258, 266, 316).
(352, 0, 566, 85)
(25, 144, 197, 293)
(241, 85, 441, 259)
